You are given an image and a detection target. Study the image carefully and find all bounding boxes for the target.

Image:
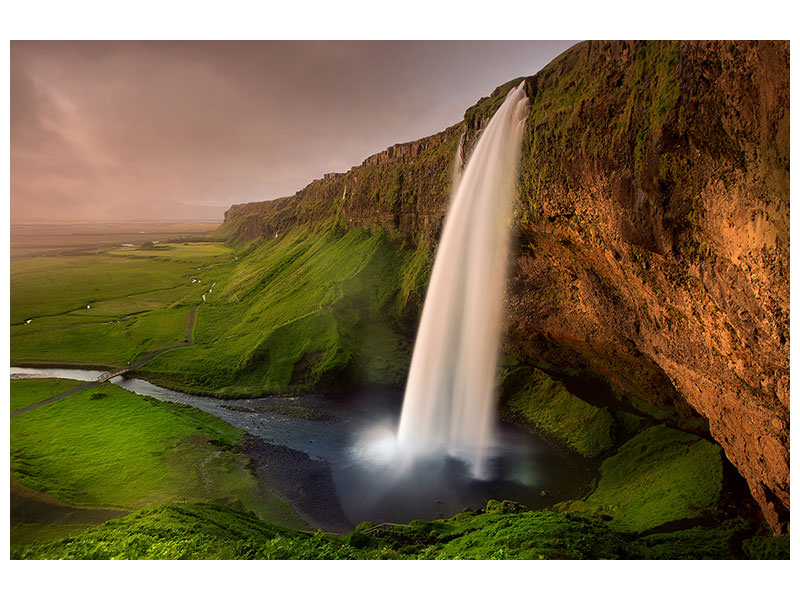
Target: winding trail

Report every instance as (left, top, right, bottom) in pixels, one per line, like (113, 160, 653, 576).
(11, 305, 199, 418)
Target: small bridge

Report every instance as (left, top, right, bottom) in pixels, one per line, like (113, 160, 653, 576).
(12, 307, 197, 418)
(97, 367, 133, 383)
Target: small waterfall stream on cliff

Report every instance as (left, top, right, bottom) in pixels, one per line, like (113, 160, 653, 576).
(395, 83, 530, 477)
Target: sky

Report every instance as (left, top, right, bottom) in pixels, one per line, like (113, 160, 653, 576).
(11, 40, 577, 223)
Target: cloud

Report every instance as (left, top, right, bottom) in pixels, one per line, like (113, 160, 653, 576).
(11, 40, 577, 223)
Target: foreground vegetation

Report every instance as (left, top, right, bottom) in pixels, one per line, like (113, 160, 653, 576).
(11, 375, 785, 559)
(10, 379, 305, 551)
(13, 499, 786, 560)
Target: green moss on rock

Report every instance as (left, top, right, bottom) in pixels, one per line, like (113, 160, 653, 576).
(420, 510, 628, 560)
(632, 519, 751, 559)
(560, 425, 723, 533)
(614, 410, 646, 437)
(501, 367, 615, 458)
(742, 535, 790, 560)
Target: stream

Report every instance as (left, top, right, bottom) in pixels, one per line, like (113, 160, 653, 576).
(11, 366, 591, 532)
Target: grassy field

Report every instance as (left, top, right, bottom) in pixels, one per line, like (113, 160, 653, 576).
(11, 242, 236, 368)
(10, 378, 305, 551)
(10, 378, 83, 412)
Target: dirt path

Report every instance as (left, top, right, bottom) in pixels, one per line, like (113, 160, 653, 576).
(185, 305, 198, 342)
(11, 380, 99, 417)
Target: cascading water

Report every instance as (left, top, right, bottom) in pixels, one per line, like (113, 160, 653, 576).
(396, 82, 530, 477)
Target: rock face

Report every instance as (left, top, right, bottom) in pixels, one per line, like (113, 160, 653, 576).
(218, 125, 462, 243)
(510, 40, 789, 534)
(217, 41, 789, 533)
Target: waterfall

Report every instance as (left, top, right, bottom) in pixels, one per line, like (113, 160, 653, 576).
(452, 131, 465, 188)
(396, 82, 530, 478)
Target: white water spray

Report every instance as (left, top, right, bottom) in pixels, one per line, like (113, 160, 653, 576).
(396, 83, 530, 477)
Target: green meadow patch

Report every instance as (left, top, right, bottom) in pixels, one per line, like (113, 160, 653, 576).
(10, 378, 83, 412)
(107, 242, 234, 262)
(11, 242, 236, 368)
(10, 379, 304, 529)
(11, 309, 190, 367)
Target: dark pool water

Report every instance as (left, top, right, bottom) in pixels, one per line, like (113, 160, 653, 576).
(11, 367, 591, 532)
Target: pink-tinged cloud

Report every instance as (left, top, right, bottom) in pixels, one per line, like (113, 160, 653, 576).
(11, 40, 576, 223)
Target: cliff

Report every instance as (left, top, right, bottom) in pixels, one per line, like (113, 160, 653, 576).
(217, 125, 462, 244)
(215, 41, 789, 533)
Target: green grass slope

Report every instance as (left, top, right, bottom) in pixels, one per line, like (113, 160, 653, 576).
(10, 378, 83, 412)
(10, 227, 428, 397)
(139, 224, 424, 396)
(10, 379, 304, 529)
(501, 366, 616, 458)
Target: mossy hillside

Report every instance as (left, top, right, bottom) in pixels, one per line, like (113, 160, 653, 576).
(559, 424, 723, 533)
(11, 503, 299, 560)
(12, 502, 402, 560)
(633, 519, 755, 560)
(414, 505, 627, 559)
(14, 500, 778, 560)
(140, 224, 422, 395)
(10, 380, 304, 529)
(501, 366, 616, 458)
(11, 523, 95, 550)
